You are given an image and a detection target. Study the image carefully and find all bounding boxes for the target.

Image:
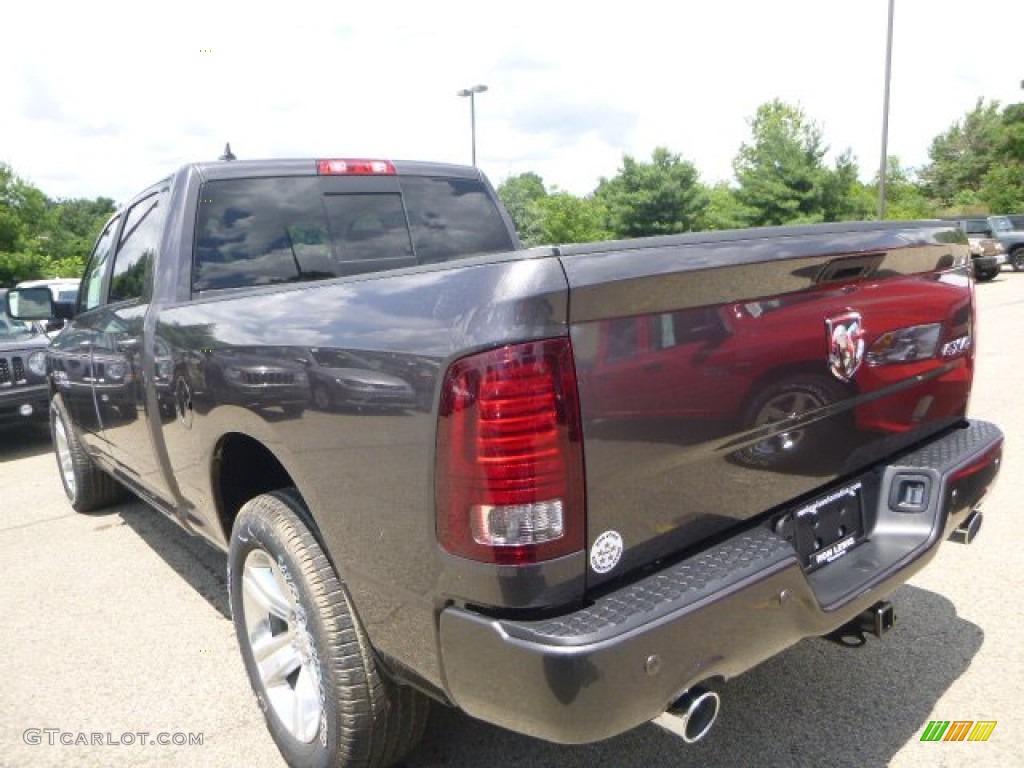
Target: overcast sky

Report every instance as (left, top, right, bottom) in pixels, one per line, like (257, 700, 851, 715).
(2, 0, 1022, 205)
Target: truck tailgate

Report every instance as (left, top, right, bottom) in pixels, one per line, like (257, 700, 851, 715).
(558, 222, 974, 588)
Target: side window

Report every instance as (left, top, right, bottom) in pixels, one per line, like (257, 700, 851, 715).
(80, 218, 120, 312)
(605, 317, 639, 362)
(651, 308, 723, 349)
(109, 190, 167, 304)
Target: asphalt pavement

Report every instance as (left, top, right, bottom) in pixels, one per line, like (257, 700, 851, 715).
(1, 272, 1021, 768)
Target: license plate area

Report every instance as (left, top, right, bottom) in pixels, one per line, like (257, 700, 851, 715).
(772, 481, 865, 571)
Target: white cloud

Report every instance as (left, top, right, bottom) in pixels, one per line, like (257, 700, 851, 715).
(2, 0, 1022, 204)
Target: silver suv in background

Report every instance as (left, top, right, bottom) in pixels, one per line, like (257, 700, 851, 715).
(16, 278, 80, 334)
(16, 277, 80, 303)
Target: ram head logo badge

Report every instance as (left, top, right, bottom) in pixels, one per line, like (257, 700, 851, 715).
(826, 312, 865, 382)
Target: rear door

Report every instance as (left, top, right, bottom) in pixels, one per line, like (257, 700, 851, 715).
(95, 186, 174, 503)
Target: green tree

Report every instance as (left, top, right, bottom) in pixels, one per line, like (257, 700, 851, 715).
(697, 183, 754, 231)
(980, 165, 1024, 213)
(496, 172, 548, 245)
(1, 163, 43, 254)
(595, 147, 708, 238)
(533, 192, 610, 244)
(45, 196, 116, 264)
(980, 103, 1024, 213)
(919, 99, 1003, 207)
(733, 100, 829, 226)
(820, 150, 873, 222)
(874, 157, 936, 220)
(1, 163, 114, 285)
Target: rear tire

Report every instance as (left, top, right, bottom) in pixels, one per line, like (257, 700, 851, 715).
(51, 394, 124, 512)
(1011, 247, 1024, 272)
(228, 489, 428, 768)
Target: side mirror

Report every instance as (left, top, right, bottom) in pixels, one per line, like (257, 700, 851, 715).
(5, 287, 55, 320)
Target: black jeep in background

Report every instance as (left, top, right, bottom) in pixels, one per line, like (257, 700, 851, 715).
(0, 288, 50, 429)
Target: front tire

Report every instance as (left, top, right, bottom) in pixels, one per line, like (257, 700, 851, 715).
(51, 394, 124, 512)
(228, 490, 428, 768)
(975, 267, 998, 282)
(312, 385, 332, 411)
(733, 375, 848, 469)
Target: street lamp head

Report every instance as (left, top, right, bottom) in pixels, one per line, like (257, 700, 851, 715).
(456, 85, 488, 166)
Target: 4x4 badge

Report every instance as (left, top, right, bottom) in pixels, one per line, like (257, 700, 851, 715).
(826, 312, 865, 382)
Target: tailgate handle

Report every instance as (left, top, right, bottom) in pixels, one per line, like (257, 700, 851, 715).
(814, 253, 885, 284)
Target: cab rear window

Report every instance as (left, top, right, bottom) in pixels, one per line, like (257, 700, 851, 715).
(193, 175, 514, 291)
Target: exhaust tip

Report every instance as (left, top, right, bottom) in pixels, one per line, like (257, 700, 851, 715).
(950, 509, 982, 545)
(653, 687, 721, 744)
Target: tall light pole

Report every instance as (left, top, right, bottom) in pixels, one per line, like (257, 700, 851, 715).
(878, 0, 895, 219)
(457, 84, 488, 166)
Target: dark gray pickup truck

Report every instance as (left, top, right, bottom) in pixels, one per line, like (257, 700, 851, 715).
(7, 157, 1004, 768)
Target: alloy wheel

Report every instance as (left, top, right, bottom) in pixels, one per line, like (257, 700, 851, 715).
(240, 548, 323, 743)
(52, 405, 76, 498)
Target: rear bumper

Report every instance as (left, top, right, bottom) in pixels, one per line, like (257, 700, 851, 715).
(439, 420, 1003, 744)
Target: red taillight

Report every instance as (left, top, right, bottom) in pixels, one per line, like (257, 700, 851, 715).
(317, 159, 396, 175)
(436, 339, 586, 565)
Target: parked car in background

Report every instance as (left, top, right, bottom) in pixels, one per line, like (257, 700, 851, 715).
(967, 235, 1006, 282)
(987, 215, 1024, 271)
(303, 347, 416, 412)
(0, 289, 50, 429)
(945, 218, 1006, 281)
(203, 347, 310, 418)
(16, 278, 81, 334)
(16, 277, 81, 305)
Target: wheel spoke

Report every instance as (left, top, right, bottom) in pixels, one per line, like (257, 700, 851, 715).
(293, 667, 322, 741)
(792, 393, 815, 412)
(251, 627, 294, 664)
(259, 638, 303, 688)
(243, 567, 292, 622)
(760, 404, 790, 423)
